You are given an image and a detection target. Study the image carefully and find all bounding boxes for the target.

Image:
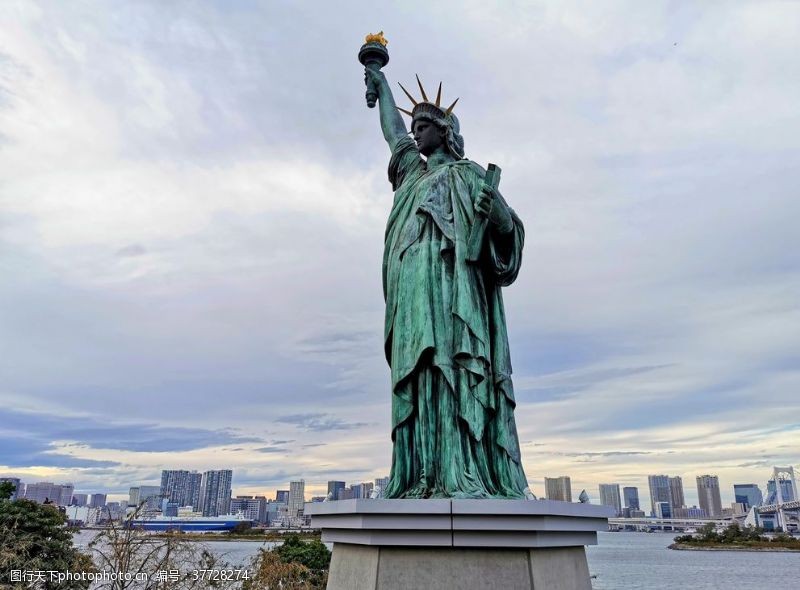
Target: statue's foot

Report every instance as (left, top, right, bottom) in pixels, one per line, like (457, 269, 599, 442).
(523, 487, 537, 501)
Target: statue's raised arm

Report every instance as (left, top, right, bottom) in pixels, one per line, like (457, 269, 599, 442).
(358, 32, 407, 151)
(364, 68, 408, 151)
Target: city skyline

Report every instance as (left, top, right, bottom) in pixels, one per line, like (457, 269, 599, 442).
(3, 464, 794, 509)
(2, 3, 799, 504)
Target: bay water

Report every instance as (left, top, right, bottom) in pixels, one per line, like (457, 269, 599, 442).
(73, 530, 798, 588)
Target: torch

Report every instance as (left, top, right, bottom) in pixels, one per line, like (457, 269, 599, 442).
(358, 32, 389, 108)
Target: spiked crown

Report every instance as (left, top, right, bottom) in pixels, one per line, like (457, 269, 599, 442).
(396, 75, 459, 127)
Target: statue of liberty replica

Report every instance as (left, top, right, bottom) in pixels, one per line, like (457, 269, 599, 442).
(360, 33, 534, 501)
(306, 34, 610, 590)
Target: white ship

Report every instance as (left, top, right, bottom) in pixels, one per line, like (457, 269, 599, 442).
(129, 512, 252, 532)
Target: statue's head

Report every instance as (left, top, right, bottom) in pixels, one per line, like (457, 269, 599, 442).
(397, 76, 465, 159)
(411, 112, 464, 159)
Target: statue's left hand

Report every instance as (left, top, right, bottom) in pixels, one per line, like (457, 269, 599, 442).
(477, 185, 513, 233)
(475, 185, 494, 217)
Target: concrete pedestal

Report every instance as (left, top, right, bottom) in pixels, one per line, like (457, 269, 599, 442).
(305, 499, 612, 590)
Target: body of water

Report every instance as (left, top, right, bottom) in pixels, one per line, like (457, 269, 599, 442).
(587, 531, 799, 589)
(72, 529, 275, 567)
(74, 530, 799, 588)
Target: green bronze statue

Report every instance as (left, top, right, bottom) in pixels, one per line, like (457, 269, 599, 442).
(360, 34, 534, 500)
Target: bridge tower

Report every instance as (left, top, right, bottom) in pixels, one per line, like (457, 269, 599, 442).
(772, 466, 798, 531)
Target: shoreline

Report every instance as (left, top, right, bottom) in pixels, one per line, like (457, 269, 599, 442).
(669, 542, 800, 553)
(150, 533, 321, 543)
(76, 528, 322, 543)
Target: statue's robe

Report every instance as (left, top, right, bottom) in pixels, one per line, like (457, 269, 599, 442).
(382, 136, 529, 499)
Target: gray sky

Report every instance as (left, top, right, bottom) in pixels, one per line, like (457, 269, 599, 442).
(1, 1, 799, 505)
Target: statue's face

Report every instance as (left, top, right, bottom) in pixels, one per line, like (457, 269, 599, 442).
(413, 119, 445, 157)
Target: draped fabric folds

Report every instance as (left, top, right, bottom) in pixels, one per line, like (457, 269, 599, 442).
(382, 136, 528, 499)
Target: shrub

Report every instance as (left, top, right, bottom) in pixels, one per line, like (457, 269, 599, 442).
(244, 550, 320, 590)
(0, 498, 93, 589)
(273, 534, 331, 571)
(244, 534, 331, 590)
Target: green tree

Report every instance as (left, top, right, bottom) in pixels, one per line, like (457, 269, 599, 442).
(721, 522, 741, 543)
(273, 534, 331, 571)
(0, 498, 93, 589)
(0, 481, 16, 500)
(244, 534, 331, 590)
(228, 521, 254, 535)
(697, 522, 718, 542)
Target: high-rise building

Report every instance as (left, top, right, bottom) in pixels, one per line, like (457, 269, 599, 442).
(265, 501, 282, 526)
(544, 476, 572, 502)
(674, 505, 705, 518)
(648, 475, 671, 516)
(23, 482, 52, 504)
(696, 475, 723, 518)
(71, 493, 88, 507)
(276, 490, 289, 504)
(351, 482, 374, 499)
(89, 493, 107, 508)
(161, 470, 203, 508)
(275, 502, 289, 527)
(103, 502, 125, 521)
(25, 482, 69, 505)
(141, 485, 162, 502)
(188, 472, 202, 509)
(732, 502, 747, 516)
(623, 486, 640, 510)
(132, 485, 162, 511)
(655, 501, 672, 519)
(374, 477, 390, 498)
(58, 484, 74, 507)
(1, 478, 23, 500)
(733, 484, 763, 509)
(288, 480, 305, 520)
(598, 484, 622, 516)
(163, 502, 179, 517)
(230, 496, 268, 523)
(200, 470, 233, 517)
(327, 481, 346, 501)
(161, 470, 184, 505)
(668, 477, 685, 512)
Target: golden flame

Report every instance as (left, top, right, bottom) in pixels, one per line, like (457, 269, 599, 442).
(364, 31, 388, 46)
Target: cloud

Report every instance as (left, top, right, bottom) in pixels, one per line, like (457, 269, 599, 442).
(561, 451, 652, 458)
(0, 1, 798, 505)
(0, 436, 121, 469)
(115, 244, 147, 257)
(516, 363, 673, 402)
(0, 408, 262, 469)
(275, 413, 369, 432)
(255, 447, 289, 454)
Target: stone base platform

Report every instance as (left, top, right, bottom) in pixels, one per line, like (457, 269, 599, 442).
(305, 499, 612, 590)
